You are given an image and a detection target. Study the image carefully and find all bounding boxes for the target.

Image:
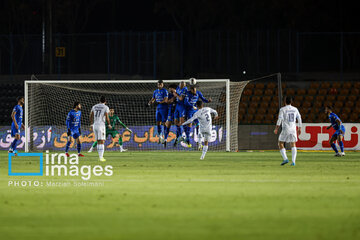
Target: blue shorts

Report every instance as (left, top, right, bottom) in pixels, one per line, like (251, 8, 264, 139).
(174, 105, 186, 121)
(156, 107, 168, 122)
(167, 105, 176, 122)
(332, 125, 346, 139)
(70, 129, 81, 139)
(11, 122, 21, 137)
(185, 108, 199, 125)
(186, 108, 197, 120)
(167, 112, 174, 122)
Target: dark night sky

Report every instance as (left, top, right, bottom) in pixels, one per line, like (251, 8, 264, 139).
(0, 0, 359, 34)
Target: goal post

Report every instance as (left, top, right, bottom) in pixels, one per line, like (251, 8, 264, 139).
(24, 79, 246, 152)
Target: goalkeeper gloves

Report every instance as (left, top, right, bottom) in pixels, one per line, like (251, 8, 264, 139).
(126, 127, 133, 133)
(67, 128, 71, 136)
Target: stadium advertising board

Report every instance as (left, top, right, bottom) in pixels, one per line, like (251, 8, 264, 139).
(297, 123, 360, 150)
(0, 125, 224, 151)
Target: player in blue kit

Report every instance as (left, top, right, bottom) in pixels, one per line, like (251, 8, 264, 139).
(325, 106, 346, 157)
(148, 80, 169, 144)
(183, 85, 212, 147)
(173, 81, 188, 146)
(163, 84, 177, 148)
(8, 96, 25, 155)
(65, 101, 84, 157)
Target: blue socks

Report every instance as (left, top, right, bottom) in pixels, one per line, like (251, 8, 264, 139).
(66, 141, 81, 154)
(338, 141, 344, 152)
(331, 143, 338, 153)
(164, 126, 170, 140)
(157, 125, 162, 135)
(11, 139, 18, 151)
(65, 141, 71, 153)
(185, 125, 190, 141)
(176, 125, 181, 138)
(77, 143, 81, 154)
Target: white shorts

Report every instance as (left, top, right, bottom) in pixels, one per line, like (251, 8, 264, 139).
(200, 131, 211, 142)
(279, 131, 297, 143)
(93, 125, 106, 141)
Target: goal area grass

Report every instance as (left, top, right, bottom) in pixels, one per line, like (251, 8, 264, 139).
(1, 151, 360, 240)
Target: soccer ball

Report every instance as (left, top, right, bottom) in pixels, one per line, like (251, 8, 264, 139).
(189, 78, 197, 85)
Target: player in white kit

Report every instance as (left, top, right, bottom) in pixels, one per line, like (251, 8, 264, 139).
(182, 101, 218, 160)
(90, 96, 112, 162)
(274, 96, 302, 166)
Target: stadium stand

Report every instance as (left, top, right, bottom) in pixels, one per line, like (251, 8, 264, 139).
(239, 81, 360, 124)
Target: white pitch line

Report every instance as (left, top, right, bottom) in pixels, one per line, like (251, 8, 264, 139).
(110, 179, 360, 183)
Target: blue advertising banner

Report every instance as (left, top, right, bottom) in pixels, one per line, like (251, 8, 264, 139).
(0, 125, 225, 151)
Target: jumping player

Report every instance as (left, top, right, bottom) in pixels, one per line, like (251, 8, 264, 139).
(325, 106, 346, 156)
(183, 85, 212, 147)
(163, 84, 177, 148)
(173, 81, 188, 146)
(148, 80, 168, 144)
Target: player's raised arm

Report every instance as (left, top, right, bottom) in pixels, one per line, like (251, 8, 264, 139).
(198, 91, 212, 103)
(167, 87, 177, 104)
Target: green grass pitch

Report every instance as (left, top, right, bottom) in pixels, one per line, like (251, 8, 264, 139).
(1, 150, 360, 240)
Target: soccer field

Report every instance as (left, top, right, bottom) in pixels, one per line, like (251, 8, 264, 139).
(1, 151, 360, 240)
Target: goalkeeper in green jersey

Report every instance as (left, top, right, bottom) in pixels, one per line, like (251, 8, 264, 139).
(88, 108, 132, 152)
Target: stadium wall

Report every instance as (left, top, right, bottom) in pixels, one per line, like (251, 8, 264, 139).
(1, 123, 359, 151)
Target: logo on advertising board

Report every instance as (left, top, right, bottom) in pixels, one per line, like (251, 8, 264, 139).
(297, 123, 359, 150)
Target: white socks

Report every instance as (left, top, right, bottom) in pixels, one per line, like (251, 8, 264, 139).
(291, 147, 297, 164)
(280, 148, 287, 160)
(97, 144, 104, 159)
(201, 145, 208, 159)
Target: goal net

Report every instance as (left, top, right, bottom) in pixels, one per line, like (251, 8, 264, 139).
(25, 80, 247, 152)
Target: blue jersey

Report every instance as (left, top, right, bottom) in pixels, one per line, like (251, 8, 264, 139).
(153, 88, 169, 109)
(66, 110, 81, 131)
(175, 86, 188, 107)
(168, 92, 176, 114)
(184, 90, 209, 109)
(12, 105, 23, 125)
(329, 112, 342, 131)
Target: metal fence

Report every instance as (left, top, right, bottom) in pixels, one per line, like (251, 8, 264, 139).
(1, 31, 360, 79)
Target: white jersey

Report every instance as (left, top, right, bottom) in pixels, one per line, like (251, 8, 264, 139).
(91, 103, 110, 126)
(277, 105, 302, 134)
(183, 107, 218, 133)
